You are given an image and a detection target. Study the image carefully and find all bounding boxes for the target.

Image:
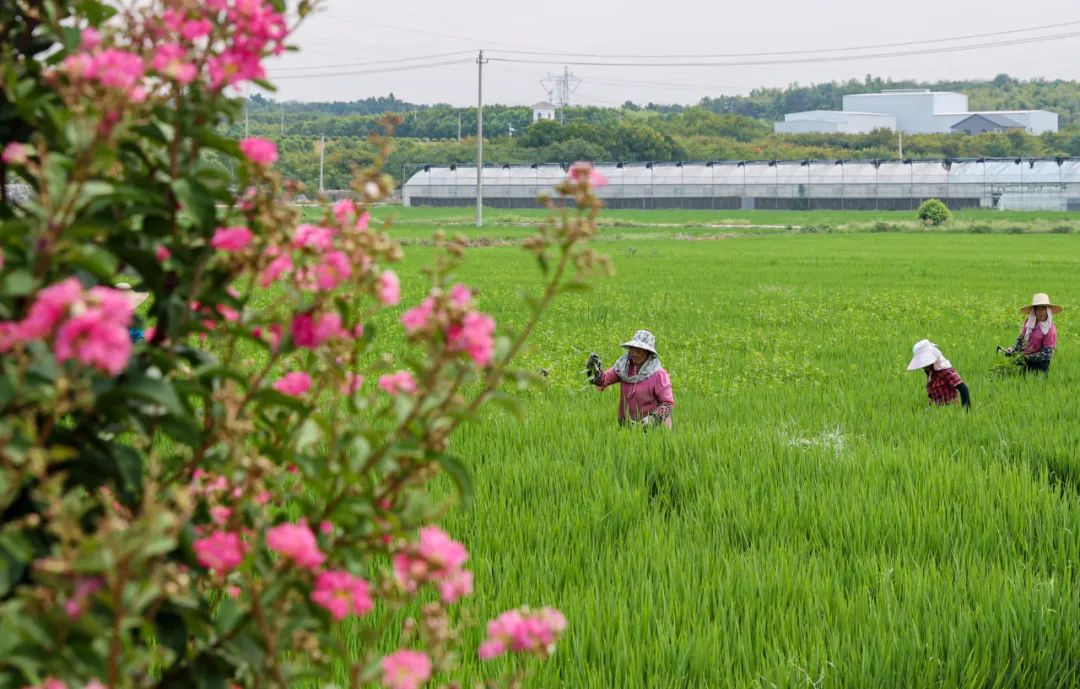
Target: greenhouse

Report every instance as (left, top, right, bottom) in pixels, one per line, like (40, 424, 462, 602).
(402, 158, 1080, 211)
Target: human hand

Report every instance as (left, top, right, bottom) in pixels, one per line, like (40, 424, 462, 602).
(1004, 347, 1015, 355)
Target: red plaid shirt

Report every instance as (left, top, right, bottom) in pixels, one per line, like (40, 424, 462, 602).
(925, 367, 963, 405)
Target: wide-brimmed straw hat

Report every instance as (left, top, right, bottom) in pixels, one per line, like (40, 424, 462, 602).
(621, 329, 657, 355)
(1020, 293, 1062, 315)
(115, 282, 149, 308)
(906, 339, 940, 371)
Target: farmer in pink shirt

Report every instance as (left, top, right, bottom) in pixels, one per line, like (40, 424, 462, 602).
(585, 330, 674, 429)
(1004, 293, 1061, 374)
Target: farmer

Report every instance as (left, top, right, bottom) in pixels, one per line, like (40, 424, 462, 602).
(906, 339, 971, 409)
(1004, 293, 1061, 374)
(586, 329, 674, 428)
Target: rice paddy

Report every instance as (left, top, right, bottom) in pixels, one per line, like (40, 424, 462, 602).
(354, 214, 1080, 688)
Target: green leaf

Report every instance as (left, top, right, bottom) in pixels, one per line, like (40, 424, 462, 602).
(294, 418, 323, 452)
(432, 453, 474, 509)
(117, 375, 187, 417)
(251, 389, 309, 415)
(171, 178, 218, 231)
(69, 243, 118, 280)
(1, 270, 34, 298)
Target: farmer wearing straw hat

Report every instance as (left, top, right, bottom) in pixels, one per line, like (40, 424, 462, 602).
(585, 329, 675, 429)
(907, 339, 971, 409)
(1004, 293, 1061, 374)
(115, 282, 150, 343)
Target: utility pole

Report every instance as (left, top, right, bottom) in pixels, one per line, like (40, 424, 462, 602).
(457, 112, 462, 142)
(244, 84, 250, 137)
(280, 103, 284, 136)
(476, 49, 488, 228)
(318, 135, 325, 193)
(540, 67, 581, 126)
(898, 132, 904, 160)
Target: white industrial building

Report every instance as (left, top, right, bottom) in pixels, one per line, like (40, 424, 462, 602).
(403, 158, 1080, 212)
(775, 89, 1058, 135)
(775, 110, 896, 134)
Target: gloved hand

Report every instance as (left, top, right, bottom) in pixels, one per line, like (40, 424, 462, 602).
(1004, 347, 1015, 355)
(585, 353, 603, 384)
(641, 414, 657, 431)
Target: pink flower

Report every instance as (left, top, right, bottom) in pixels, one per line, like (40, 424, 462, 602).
(63, 577, 103, 619)
(272, 371, 311, 397)
(253, 323, 283, 352)
(437, 568, 473, 604)
(478, 607, 567, 660)
(449, 284, 472, 309)
(400, 297, 435, 335)
(151, 43, 197, 84)
(417, 526, 468, 571)
(447, 312, 496, 367)
(156, 245, 171, 262)
(211, 226, 253, 252)
(181, 18, 213, 41)
(266, 522, 325, 570)
(378, 370, 416, 396)
(26, 678, 68, 689)
(2, 142, 30, 165)
(81, 28, 102, 50)
(310, 570, 373, 621)
(381, 650, 431, 689)
(259, 249, 293, 287)
(210, 506, 232, 525)
(377, 270, 400, 306)
(315, 251, 351, 291)
(19, 277, 82, 339)
(292, 224, 335, 251)
(0, 322, 18, 353)
(54, 311, 132, 376)
(341, 372, 364, 394)
(239, 137, 278, 166)
(356, 211, 370, 231)
(193, 531, 247, 574)
(332, 198, 357, 224)
(84, 680, 107, 689)
(291, 311, 344, 349)
(209, 50, 266, 89)
(568, 161, 607, 187)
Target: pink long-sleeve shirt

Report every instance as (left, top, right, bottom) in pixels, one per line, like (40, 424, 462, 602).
(596, 365, 675, 426)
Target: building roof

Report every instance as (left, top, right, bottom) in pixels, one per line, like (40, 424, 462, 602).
(531, 101, 556, 109)
(950, 113, 1024, 129)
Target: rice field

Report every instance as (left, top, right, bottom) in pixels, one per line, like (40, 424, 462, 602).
(351, 218, 1080, 688)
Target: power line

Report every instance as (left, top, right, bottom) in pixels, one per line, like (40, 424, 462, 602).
(486, 18, 1080, 59)
(268, 50, 475, 73)
(318, 14, 553, 52)
(270, 59, 474, 80)
(486, 30, 1080, 67)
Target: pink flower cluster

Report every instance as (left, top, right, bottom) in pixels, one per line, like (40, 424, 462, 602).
(61, 44, 147, 103)
(151, 1, 287, 90)
(193, 531, 248, 575)
(478, 607, 568, 660)
(2, 141, 30, 165)
(239, 138, 278, 166)
(310, 570, 373, 620)
(400, 284, 496, 366)
(381, 650, 431, 689)
(256, 219, 376, 295)
(0, 278, 134, 376)
(568, 161, 608, 188)
(266, 522, 325, 570)
(393, 526, 473, 604)
(378, 371, 417, 397)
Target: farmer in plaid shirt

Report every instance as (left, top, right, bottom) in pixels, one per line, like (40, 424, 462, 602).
(906, 339, 971, 409)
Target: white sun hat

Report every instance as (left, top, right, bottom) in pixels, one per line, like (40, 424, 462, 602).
(621, 329, 657, 355)
(906, 339, 946, 371)
(1020, 293, 1062, 315)
(115, 282, 149, 308)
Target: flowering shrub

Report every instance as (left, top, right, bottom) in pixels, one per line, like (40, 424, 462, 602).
(0, 2, 609, 689)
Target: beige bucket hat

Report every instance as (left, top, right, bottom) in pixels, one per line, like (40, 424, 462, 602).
(1020, 293, 1062, 315)
(621, 329, 657, 355)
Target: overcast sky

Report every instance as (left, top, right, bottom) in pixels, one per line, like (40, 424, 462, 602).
(261, 0, 1080, 107)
